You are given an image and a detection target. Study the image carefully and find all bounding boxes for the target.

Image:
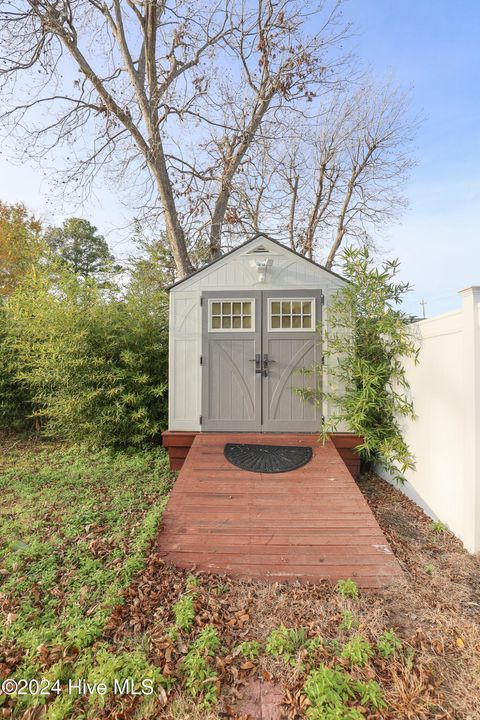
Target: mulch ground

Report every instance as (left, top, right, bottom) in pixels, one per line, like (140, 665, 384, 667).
(100, 472, 480, 720)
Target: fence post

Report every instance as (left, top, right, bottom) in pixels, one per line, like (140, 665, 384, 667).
(459, 286, 480, 552)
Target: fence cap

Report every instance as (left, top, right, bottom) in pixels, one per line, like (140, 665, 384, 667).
(459, 286, 480, 296)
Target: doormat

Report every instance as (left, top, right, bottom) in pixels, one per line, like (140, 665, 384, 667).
(224, 443, 312, 473)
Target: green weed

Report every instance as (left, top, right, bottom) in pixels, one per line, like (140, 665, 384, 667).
(191, 625, 220, 653)
(165, 626, 180, 643)
(186, 575, 199, 591)
(354, 679, 387, 709)
(0, 443, 172, 717)
(303, 665, 387, 719)
(376, 629, 402, 659)
(336, 579, 359, 599)
(405, 646, 415, 670)
(340, 636, 374, 666)
(266, 626, 307, 664)
(87, 648, 173, 707)
(305, 637, 323, 657)
(340, 610, 360, 631)
(235, 640, 261, 660)
(431, 520, 446, 533)
(173, 594, 196, 631)
(181, 626, 220, 707)
(303, 665, 361, 720)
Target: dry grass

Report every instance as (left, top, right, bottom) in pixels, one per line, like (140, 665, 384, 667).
(165, 695, 223, 719)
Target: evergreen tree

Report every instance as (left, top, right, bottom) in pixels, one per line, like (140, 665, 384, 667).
(44, 218, 119, 280)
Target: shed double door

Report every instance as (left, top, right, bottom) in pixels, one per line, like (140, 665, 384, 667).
(201, 290, 322, 432)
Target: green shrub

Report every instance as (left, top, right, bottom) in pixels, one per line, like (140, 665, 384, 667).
(4, 263, 168, 447)
(0, 304, 33, 431)
(298, 246, 418, 482)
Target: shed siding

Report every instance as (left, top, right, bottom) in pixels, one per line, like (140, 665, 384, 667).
(169, 237, 345, 432)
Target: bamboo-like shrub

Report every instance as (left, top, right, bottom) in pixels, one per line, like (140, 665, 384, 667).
(300, 246, 419, 482)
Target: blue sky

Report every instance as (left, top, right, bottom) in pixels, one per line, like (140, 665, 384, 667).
(0, 1, 479, 317)
(346, 0, 480, 316)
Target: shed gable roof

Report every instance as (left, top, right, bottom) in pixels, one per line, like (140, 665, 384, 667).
(168, 234, 347, 291)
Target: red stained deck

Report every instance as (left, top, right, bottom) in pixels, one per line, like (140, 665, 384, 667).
(158, 434, 402, 589)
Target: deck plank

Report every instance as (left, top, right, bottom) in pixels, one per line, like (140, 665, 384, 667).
(157, 434, 402, 588)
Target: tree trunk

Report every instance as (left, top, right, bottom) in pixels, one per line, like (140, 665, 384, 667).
(288, 175, 299, 250)
(325, 226, 346, 269)
(149, 153, 194, 278)
(208, 94, 274, 260)
(209, 188, 230, 260)
(58, 15, 194, 279)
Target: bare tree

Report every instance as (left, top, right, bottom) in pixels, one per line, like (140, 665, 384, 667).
(229, 80, 416, 267)
(323, 82, 415, 268)
(0, 0, 348, 276)
(203, 1, 348, 260)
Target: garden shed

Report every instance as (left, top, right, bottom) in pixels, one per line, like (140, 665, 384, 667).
(163, 235, 354, 467)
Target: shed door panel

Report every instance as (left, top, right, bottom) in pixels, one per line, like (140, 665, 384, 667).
(201, 291, 262, 431)
(201, 290, 321, 432)
(262, 291, 322, 432)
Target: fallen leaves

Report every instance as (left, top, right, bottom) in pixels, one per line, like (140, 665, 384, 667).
(2, 447, 480, 720)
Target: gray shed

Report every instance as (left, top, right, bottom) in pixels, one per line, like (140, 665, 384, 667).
(166, 235, 347, 435)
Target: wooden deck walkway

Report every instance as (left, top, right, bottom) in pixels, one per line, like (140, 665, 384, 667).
(158, 434, 402, 589)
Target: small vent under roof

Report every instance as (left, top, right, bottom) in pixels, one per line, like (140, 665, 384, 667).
(247, 244, 269, 254)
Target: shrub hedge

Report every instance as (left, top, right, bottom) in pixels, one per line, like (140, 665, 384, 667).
(0, 264, 169, 447)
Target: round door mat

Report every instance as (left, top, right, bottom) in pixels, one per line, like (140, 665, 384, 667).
(224, 443, 313, 473)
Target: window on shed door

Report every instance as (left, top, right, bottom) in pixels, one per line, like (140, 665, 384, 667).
(209, 299, 254, 331)
(269, 298, 315, 330)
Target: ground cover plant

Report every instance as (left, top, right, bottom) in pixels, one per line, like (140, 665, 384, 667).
(1, 436, 480, 719)
(0, 436, 172, 719)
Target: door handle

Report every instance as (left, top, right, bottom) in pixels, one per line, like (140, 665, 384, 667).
(249, 354, 263, 373)
(263, 354, 269, 377)
(250, 354, 274, 376)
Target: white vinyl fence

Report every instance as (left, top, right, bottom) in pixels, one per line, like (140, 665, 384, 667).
(378, 286, 480, 553)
